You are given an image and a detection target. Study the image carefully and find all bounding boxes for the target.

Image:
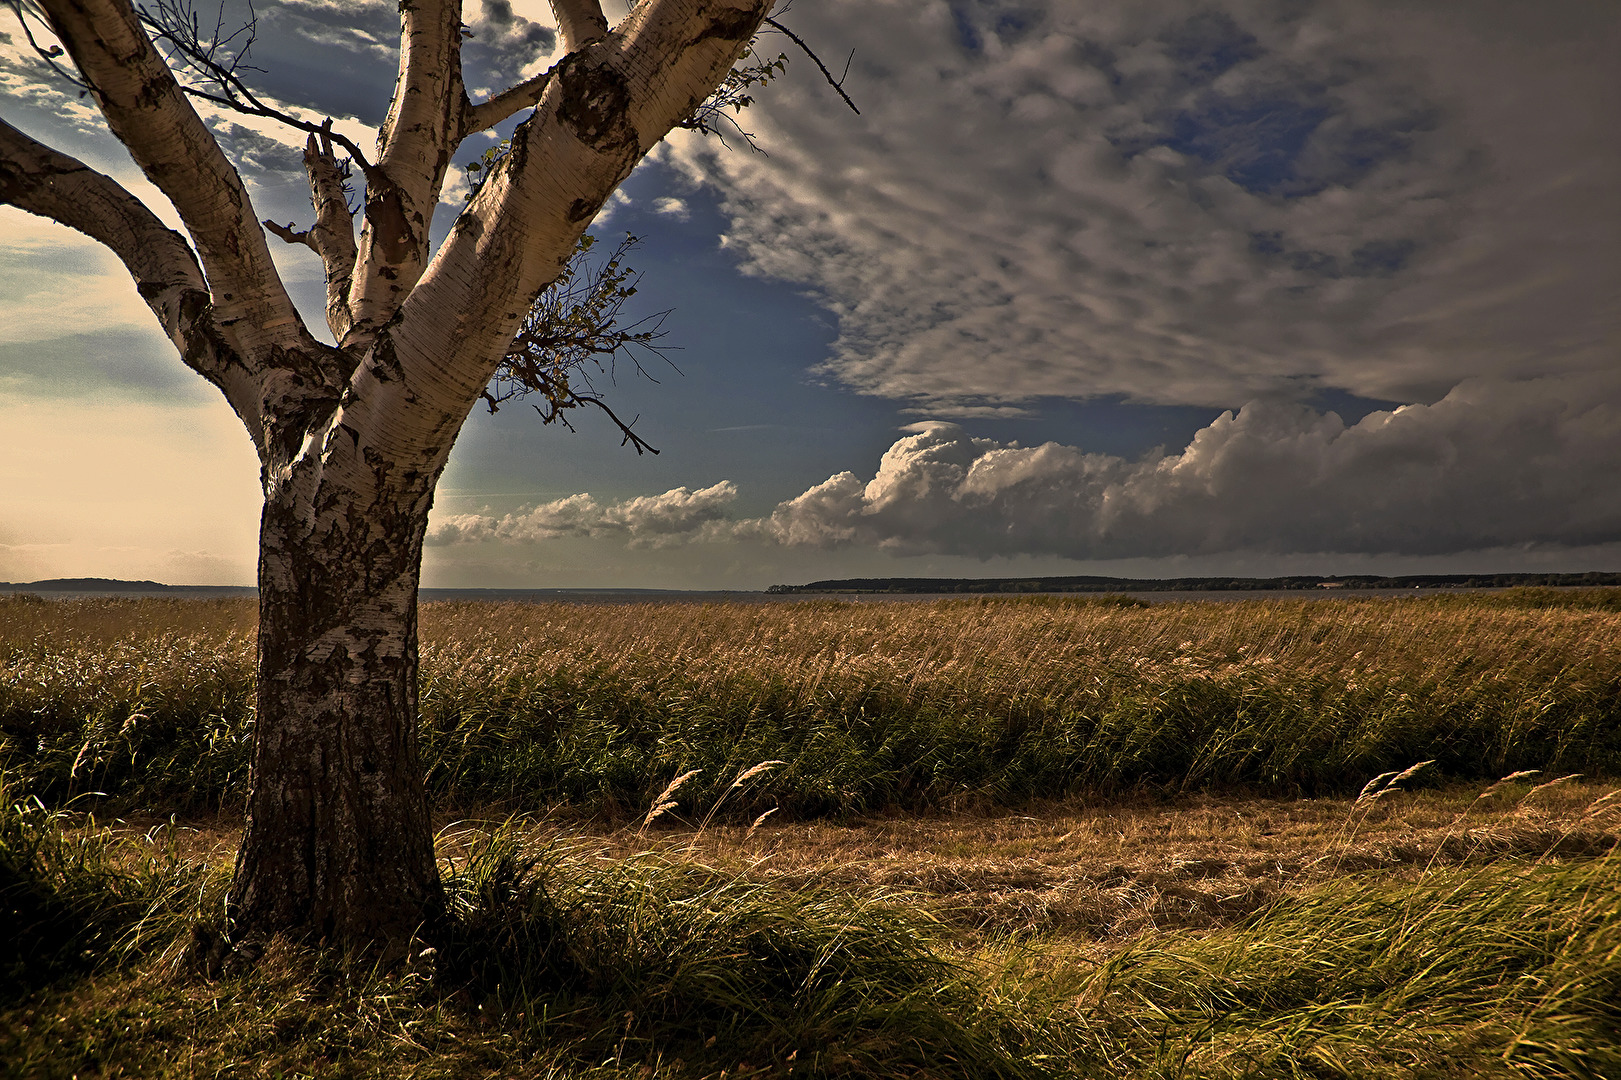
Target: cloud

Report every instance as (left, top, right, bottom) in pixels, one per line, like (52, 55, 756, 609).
(741, 373, 1621, 559)
(652, 196, 690, 220)
(666, 0, 1619, 410)
(465, 0, 557, 84)
(425, 373, 1621, 562)
(428, 481, 739, 548)
(263, 0, 399, 63)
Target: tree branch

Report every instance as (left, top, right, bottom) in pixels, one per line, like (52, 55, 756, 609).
(763, 17, 860, 115)
(4, 0, 93, 94)
(340, 0, 773, 476)
(549, 0, 609, 53)
(0, 116, 267, 437)
(264, 219, 318, 251)
(37, 0, 315, 364)
(344, 0, 468, 350)
(463, 68, 555, 135)
(282, 126, 359, 342)
(134, 1, 381, 182)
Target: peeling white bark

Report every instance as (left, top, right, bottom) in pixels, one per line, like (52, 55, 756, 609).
(551, 0, 611, 52)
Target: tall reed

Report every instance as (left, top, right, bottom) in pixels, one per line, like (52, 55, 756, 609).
(3, 591, 1618, 815)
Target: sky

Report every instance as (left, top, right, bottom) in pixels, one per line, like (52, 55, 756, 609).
(1, 0, 1618, 589)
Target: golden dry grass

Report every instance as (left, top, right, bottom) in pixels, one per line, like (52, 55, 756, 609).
(105, 777, 1619, 945)
(415, 592, 1621, 703)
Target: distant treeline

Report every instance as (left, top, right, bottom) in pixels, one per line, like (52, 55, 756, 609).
(0, 577, 177, 592)
(767, 572, 1621, 595)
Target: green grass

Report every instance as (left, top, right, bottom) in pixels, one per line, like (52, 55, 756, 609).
(3, 591, 1620, 816)
(2, 791, 1616, 1078)
(0, 782, 211, 999)
(2, 591, 1616, 1075)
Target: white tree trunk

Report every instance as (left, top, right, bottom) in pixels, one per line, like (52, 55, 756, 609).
(230, 463, 442, 941)
(4, 0, 774, 945)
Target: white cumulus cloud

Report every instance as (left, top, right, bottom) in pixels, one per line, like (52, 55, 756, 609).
(741, 373, 1621, 558)
(427, 481, 739, 548)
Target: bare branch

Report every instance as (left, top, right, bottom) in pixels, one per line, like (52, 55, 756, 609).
(131, 2, 363, 343)
(296, 126, 359, 341)
(549, 0, 609, 53)
(264, 219, 318, 251)
(547, 389, 660, 455)
(344, 0, 467, 349)
(4, 0, 93, 93)
(464, 68, 555, 135)
(355, 0, 772, 472)
(763, 17, 860, 115)
(485, 382, 660, 455)
(134, 1, 380, 180)
(36, 0, 319, 372)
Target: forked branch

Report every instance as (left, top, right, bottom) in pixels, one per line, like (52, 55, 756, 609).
(282, 124, 359, 340)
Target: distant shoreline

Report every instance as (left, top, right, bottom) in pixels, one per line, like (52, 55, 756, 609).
(3, 572, 1619, 602)
(770, 572, 1621, 594)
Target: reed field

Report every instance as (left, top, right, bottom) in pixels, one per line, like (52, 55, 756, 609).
(2, 590, 1619, 1077)
(1, 589, 1618, 814)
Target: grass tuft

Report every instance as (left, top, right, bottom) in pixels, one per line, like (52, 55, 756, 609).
(0, 783, 216, 999)
(437, 823, 1041, 1077)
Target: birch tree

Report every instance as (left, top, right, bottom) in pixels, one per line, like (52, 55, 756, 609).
(0, 0, 773, 945)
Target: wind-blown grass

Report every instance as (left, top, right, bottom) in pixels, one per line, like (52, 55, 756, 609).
(0, 782, 212, 998)
(3, 590, 1619, 815)
(3, 783, 1617, 1078)
(437, 823, 1042, 1078)
(1036, 855, 1621, 1077)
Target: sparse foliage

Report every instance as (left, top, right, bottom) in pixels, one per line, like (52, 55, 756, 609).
(676, 42, 788, 146)
(484, 233, 673, 454)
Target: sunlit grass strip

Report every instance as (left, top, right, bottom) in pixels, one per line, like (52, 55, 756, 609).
(5, 790, 1617, 1078)
(3, 591, 1620, 813)
(1019, 854, 1621, 1078)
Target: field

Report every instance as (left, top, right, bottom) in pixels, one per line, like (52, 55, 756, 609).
(2, 591, 1619, 1077)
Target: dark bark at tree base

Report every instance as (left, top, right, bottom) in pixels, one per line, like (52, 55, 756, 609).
(227, 477, 444, 945)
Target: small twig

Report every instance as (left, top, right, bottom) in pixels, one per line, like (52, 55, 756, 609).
(135, 0, 381, 180)
(763, 17, 860, 115)
(7, 1, 94, 94)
